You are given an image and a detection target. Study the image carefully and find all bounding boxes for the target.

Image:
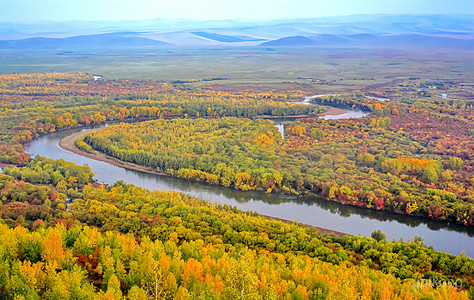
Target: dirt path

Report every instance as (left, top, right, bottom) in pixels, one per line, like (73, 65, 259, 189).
(59, 128, 350, 237)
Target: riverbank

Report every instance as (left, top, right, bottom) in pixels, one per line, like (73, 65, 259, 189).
(59, 129, 350, 238)
(0, 163, 15, 169)
(261, 215, 347, 237)
(319, 105, 347, 116)
(59, 129, 168, 177)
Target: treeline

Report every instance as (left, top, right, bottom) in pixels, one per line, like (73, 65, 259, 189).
(0, 158, 472, 298)
(4, 155, 94, 187)
(310, 93, 397, 115)
(310, 92, 473, 116)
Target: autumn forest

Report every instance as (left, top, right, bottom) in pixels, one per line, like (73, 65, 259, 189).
(0, 72, 473, 299)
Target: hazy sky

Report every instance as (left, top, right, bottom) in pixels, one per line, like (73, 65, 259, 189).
(2, 0, 473, 22)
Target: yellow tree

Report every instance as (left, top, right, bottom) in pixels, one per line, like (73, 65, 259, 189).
(42, 228, 65, 268)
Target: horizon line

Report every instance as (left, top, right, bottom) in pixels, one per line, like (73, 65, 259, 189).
(3, 12, 474, 24)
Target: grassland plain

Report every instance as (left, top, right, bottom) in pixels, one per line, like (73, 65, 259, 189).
(1, 47, 472, 93)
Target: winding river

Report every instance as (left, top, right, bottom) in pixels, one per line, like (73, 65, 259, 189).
(22, 96, 474, 257)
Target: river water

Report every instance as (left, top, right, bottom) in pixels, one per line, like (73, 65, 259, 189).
(22, 98, 474, 257)
(272, 95, 370, 137)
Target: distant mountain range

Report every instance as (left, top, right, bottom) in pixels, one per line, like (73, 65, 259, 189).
(0, 14, 472, 50)
(0, 33, 169, 49)
(260, 33, 474, 49)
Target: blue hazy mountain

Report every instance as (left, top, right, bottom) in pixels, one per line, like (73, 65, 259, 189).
(0, 33, 169, 49)
(0, 14, 472, 49)
(261, 33, 473, 49)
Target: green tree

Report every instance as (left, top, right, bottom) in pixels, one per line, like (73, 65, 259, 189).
(422, 167, 438, 184)
(310, 128, 325, 139)
(371, 230, 386, 242)
(449, 157, 463, 170)
(441, 170, 452, 182)
(357, 153, 375, 166)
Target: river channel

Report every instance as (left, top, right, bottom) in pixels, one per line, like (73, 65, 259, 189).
(22, 96, 474, 257)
